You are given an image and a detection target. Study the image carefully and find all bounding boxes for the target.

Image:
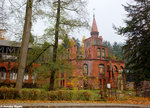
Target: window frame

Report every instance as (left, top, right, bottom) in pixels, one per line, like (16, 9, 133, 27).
(101, 48, 106, 58)
(98, 64, 105, 75)
(83, 64, 88, 75)
(97, 48, 100, 57)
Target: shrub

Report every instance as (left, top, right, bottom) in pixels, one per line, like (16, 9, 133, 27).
(38, 90, 48, 100)
(48, 91, 58, 101)
(19, 89, 41, 100)
(48, 90, 73, 101)
(0, 87, 19, 99)
(62, 91, 73, 101)
(76, 91, 92, 101)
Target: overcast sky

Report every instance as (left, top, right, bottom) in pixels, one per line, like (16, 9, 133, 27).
(34, 0, 132, 44)
(78, 0, 131, 44)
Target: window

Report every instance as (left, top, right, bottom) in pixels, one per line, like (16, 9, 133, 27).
(10, 69, 17, 80)
(83, 64, 88, 75)
(61, 80, 65, 88)
(0, 67, 6, 80)
(86, 49, 90, 57)
(93, 39, 96, 45)
(121, 66, 124, 78)
(23, 74, 29, 81)
(112, 66, 118, 79)
(102, 48, 105, 58)
(86, 41, 90, 47)
(97, 48, 100, 57)
(97, 39, 100, 45)
(99, 64, 105, 74)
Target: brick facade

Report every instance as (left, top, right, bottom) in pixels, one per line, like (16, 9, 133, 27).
(59, 16, 125, 89)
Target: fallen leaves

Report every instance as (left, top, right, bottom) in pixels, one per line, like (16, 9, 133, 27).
(0, 96, 149, 105)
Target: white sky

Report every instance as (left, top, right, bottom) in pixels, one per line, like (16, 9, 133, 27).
(78, 0, 131, 44)
(33, 0, 132, 44)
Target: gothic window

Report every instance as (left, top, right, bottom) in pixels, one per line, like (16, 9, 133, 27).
(10, 68, 17, 80)
(102, 48, 105, 58)
(83, 64, 88, 75)
(97, 48, 100, 57)
(0, 67, 6, 80)
(99, 64, 105, 74)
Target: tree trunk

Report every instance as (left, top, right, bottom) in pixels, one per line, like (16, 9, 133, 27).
(49, 0, 61, 90)
(15, 0, 33, 90)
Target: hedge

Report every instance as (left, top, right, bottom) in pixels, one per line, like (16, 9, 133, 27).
(0, 87, 98, 101)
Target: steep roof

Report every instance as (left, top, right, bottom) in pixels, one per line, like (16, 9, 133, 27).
(91, 15, 98, 33)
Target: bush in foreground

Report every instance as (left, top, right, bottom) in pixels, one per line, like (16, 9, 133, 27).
(0, 87, 19, 99)
(0, 87, 97, 101)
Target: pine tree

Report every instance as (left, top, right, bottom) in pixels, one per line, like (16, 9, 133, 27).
(115, 0, 150, 87)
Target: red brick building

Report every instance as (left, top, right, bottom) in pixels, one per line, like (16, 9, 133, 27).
(0, 16, 125, 89)
(59, 16, 125, 89)
(0, 38, 39, 87)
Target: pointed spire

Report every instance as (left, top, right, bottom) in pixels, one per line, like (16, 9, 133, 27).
(91, 15, 99, 37)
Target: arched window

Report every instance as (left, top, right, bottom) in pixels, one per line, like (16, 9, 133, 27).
(102, 48, 106, 58)
(97, 48, 100, 57)
(0, 67, 6, 80)
(10, 68, 17, 80)
(121, 66, 124, 78)
(99, 64, 105, 75)
(83, 64, 88, 75)
(112, 65, 118, 79)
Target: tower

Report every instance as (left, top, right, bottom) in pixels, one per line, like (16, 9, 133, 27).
(90, 15, 99, 37)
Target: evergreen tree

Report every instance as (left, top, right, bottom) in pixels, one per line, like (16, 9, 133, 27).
(115, 0, 150, 87)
